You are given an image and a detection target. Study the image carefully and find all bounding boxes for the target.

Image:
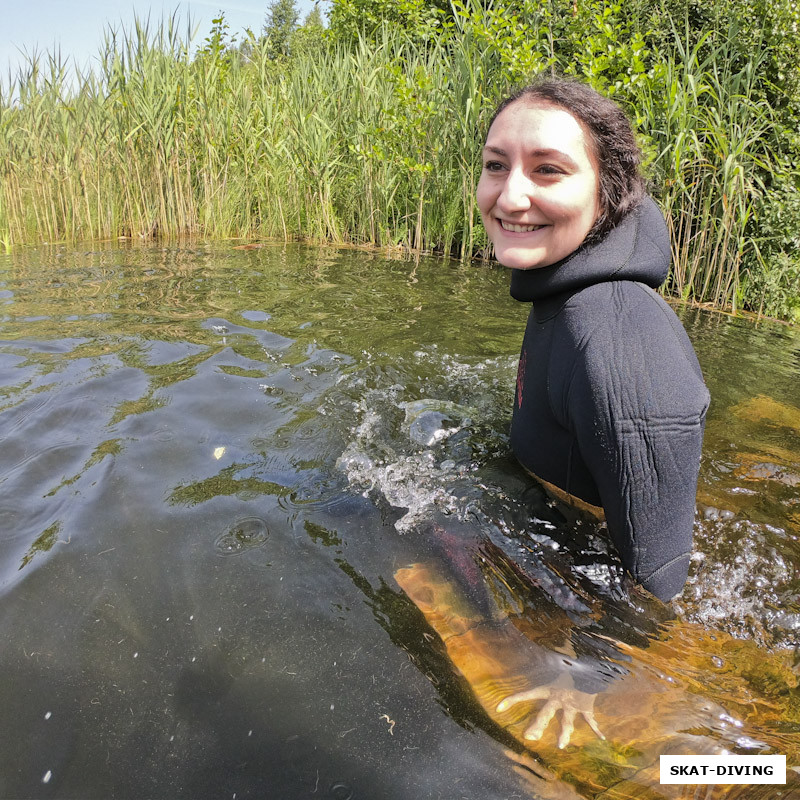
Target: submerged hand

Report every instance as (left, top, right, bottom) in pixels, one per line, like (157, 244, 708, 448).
(497, 673, 604, 749)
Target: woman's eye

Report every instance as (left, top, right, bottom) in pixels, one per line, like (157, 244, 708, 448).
(536, 164, 563, 175)
(484, 160, 505, 172)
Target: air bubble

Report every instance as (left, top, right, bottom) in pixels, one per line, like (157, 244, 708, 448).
(215, 517, 270, 555)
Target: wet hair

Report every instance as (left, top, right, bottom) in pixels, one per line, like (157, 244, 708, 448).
(488, 78, 646, 242)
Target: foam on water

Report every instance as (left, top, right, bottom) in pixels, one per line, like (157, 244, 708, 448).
(336, 396, 473, 532)
(679, 515, 797, 647)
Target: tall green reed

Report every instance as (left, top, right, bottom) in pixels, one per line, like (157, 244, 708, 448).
(0, 17, 491, 254)
(0, 8, 794, 317)
(638, 21, 776, 312)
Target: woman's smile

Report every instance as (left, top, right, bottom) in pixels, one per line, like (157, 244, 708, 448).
(498, 220, 547, 233)
(476, 101, 600, 270)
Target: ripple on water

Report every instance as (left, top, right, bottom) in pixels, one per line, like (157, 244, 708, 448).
(214, 517, 270, 555)
(328, 783, 353, 800)
(0, 390, 55, 434)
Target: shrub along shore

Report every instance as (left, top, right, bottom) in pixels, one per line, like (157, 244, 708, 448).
(1, 0, 799, 321)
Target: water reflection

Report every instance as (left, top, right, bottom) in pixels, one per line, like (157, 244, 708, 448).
(0, 242, 798, 798)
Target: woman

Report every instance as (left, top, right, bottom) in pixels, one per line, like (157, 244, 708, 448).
(477, 79, 710, 603)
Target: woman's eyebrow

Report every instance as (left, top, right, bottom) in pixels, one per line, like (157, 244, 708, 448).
(482, 144, 579, 168)
(528, 148, 579, 167)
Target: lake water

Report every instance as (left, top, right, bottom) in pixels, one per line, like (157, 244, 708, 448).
(1, 242, 799, 799)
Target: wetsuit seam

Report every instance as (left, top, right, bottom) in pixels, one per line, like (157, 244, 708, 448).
(640, 551, 692, 583)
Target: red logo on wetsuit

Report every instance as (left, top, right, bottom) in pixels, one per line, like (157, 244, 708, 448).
(516, 351, 526, 408)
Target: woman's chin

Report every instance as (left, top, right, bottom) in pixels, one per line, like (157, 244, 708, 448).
(495, 250, 550, 270)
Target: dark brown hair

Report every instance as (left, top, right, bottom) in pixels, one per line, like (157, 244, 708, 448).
(488, 79, 646, 242)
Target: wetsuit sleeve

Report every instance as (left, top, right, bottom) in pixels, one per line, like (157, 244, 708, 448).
(565, 289, 709, 601)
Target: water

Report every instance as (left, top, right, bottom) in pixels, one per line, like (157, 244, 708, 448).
(1, 242, 799, 799)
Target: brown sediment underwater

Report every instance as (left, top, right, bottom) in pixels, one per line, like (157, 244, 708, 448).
(394, 561, 800, 799)
(731, 396, 800, 437)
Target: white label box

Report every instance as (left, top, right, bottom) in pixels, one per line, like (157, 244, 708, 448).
(660, 755, 786, 784)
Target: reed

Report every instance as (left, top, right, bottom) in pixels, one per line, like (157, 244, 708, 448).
(0, 8, 795, 316)
(0, 13, 507, 255)
(639, 21, 777, 312)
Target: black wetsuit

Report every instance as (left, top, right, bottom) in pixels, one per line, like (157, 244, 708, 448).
(510, 197, 709, 602)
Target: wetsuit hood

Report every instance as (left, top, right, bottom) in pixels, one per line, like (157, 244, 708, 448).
(509, 196, 670, 303)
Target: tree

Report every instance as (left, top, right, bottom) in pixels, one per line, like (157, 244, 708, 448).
(197, 12, 237, 62)
(327, 0, 450, 43)
(264, 0, 300, 59)
(292, 6, 326, 57)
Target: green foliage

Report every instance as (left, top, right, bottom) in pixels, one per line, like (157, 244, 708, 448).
(561, 1, 655, 99)
(327, 0, 449, 43)
(1, 1, 799, 320)
(198, 12, 237, 62)
(196, 12, 240, 87)
(744, 181, 800, 323)
(636, 23, 780, 311)
(448, 0, 553, 85)
(744, 255, 800, 324)
(639, 0, 800, 117)
(264, 0, 300, 59)
(291, 6, 326, 57)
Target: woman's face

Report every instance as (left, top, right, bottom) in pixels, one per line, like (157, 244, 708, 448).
(476, 100, 600, 270)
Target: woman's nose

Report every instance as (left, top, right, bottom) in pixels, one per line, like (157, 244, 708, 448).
(497, 169, 533, 212)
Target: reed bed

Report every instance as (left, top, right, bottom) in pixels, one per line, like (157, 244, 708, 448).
(0, 10, 796, 316)
(642, 25, 778, 313)
(0, 19, 497, 255)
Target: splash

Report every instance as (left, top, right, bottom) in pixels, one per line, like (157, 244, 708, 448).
(679, 515, 797, 648)
(336, 395, 473, 532)
(334, 352, 515, 533)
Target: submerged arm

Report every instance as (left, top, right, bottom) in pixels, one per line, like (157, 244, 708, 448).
(497, 670, 604, 749)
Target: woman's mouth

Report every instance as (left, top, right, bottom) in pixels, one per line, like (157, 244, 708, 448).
(498, 219, 545, 233)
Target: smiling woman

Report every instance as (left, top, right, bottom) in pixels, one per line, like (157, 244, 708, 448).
(478, 79, 709, 602)
(471, 76, 712, 749)
(476, 103, 600, 269)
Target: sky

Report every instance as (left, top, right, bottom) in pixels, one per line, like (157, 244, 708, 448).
(2, 0, 321, 81)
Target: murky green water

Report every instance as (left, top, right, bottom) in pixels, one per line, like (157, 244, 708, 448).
(1, 242, 799, 799)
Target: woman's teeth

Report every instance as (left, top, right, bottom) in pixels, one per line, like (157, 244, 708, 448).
(499, 220, 543, 233)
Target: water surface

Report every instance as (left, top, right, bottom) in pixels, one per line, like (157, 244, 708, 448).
(1, 242, 799, 798)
